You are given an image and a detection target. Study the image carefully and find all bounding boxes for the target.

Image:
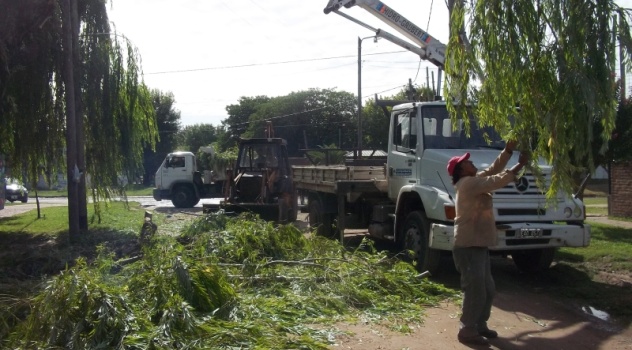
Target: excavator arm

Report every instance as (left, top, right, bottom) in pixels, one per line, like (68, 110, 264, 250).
(323, 0, 446, 68)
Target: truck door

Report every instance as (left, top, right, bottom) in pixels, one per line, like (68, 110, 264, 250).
(387, 109, 419, 199)
(160, 154, 190, 188)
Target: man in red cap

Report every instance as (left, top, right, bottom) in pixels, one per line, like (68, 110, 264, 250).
(447, 140, 529, 346)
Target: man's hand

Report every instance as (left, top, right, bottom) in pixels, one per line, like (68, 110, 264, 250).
(518, 152, 530, 165)
(505, 140, 518, 153)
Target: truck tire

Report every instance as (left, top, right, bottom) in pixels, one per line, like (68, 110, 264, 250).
(511, 248, 556, 273)
(172, 186, 196, 208)
(400, 211, 442, 276)
(309, 197, 335, 238)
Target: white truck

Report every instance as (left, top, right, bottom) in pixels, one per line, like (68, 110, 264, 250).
(291, 0, 591, 274)
(153, 151, 225, 208)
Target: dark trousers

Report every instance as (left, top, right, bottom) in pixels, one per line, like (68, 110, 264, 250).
(452, 246, 495, 335)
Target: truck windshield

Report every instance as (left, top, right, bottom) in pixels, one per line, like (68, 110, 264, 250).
(421, 106, 506, 150)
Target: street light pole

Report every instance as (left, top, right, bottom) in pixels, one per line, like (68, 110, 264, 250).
(358, 35, 376, 158)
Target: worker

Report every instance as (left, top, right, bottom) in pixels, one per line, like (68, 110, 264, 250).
(447, 140, 529, 346)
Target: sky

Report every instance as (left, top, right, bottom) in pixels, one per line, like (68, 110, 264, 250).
(108, 1, 632, 127)
(107, 0, 451, 127)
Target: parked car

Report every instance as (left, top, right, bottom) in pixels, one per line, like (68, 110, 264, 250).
(4, 178, 28, 203)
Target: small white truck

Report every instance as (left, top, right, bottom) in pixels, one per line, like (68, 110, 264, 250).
(153, 151, 225, 208)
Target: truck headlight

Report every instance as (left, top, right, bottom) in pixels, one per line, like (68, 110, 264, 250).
(564, 207, 573, 218)
(574, 206, 583, 218)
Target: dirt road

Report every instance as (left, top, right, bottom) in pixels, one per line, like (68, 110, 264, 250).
(331, 256, 632, 350)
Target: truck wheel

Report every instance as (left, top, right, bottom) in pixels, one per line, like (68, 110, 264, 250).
(400, 211, 442, 276)
(309, 198, 335, 238)
(172, 186, 196, 208)
(511, 248, 556, 273)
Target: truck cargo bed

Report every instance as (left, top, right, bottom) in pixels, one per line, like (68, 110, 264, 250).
(292, 165, 387, 194)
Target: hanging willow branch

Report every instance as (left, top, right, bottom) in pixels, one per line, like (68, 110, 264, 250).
(446, 0, 632, 199)
(78, 0, 157, 219)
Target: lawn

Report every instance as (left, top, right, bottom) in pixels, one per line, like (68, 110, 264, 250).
(32, 184, 153, 198)
(0, 201, 152, 236)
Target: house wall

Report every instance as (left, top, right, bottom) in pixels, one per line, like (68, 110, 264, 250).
(609, 162, 632, 217)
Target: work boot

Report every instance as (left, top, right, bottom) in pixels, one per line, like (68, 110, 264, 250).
(458, 327, 490, 346)
(478, 328, 498, 339)
(458, 334, 489, 346)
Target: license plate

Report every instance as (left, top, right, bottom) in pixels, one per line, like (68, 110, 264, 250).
(10, 195, 17, 200)
(520, 228, 543, 238)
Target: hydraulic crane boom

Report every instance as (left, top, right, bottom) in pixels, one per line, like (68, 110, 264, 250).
(323, 0, 446, 68)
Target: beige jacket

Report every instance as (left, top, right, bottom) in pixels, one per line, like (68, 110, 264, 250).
(453, 150, 516, 247)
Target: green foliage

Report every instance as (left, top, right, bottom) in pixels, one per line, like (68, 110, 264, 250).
(362, 99, 390, 151)
(223, 89, 357, 156)
(3, 213, 457, 349)
(0, 1, 66, 192)
(305, 144, 346, 165)
(362, 86, 430, 152)
(143, 89, 182, 186)
(176, 123, 218, 153)
(11, 258, 134, 349)
(196, 142, 237, 174)
(445, 0, 632, 199)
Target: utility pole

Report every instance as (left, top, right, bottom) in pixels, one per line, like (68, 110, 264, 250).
(358, 35, 376, 156)
(357, 36, 363, 155)
(70, 0, 87, 230)
(620, 15, 627, 101)
(406, 79, 415, 101)
(61, 0, 80, 240)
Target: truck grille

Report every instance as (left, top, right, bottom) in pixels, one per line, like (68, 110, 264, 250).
(492, 173, 570, 219)
(497, 208, 546, 216)
(495, 173, 547, 196)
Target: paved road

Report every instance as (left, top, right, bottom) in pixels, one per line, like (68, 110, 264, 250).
(0, 196, 222, 218)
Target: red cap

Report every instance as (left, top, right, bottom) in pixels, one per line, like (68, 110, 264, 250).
(447, 152, 470, 176)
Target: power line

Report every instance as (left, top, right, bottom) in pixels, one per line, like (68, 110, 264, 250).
(145, 50, 406, 75)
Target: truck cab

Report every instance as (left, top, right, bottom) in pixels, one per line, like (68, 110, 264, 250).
(387, 102, 590, 273)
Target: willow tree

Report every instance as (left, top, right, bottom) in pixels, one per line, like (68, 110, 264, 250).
(78, 0, 157, 220)
(445, 0, 632, 198)
(0, 0, 67, 207)
(0, 0, 157, 235)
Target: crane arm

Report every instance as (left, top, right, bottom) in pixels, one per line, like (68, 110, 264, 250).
(324, 0, 446, 68)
